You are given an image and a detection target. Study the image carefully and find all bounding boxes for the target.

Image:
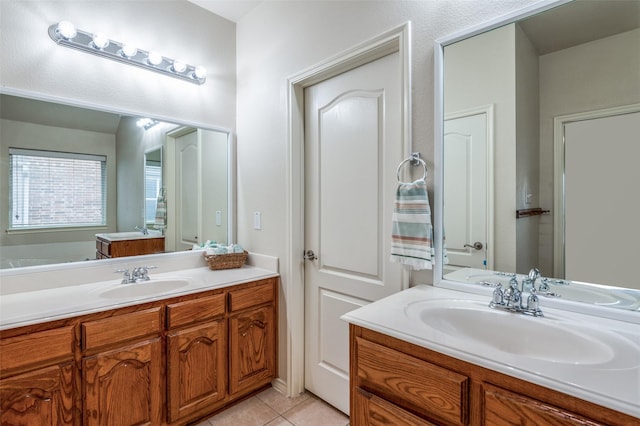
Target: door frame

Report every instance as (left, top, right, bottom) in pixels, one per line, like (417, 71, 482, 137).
(552, 103, 640, 277)
(285, 22, 412, 397)
(444, 105, 495, 271)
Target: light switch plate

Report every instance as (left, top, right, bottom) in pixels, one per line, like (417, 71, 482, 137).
(215, 211, 221, 226)
(254, 211, 262, 230)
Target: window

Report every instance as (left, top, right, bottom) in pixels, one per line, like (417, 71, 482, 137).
(9, 148, 107, 229)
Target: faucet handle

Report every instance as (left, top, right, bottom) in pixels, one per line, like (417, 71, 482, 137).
(115, 269, 131, 284)
(526, 287, 544, 317)
(490, 283, 504, 307)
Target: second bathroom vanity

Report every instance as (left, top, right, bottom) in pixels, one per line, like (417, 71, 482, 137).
(0, 253, 277, 426)
(344, 286, 640, 426)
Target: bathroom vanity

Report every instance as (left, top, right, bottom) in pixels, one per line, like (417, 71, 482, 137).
(344, 286, 639, 426)
(95, 232, 165, 259)
(0, 259, 277, 426)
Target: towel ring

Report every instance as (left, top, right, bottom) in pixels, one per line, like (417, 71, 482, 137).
(396, 156, 427, 183)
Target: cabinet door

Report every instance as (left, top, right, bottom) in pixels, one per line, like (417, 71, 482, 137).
(0, 363, 74, 426)
(167, 319, 227, 422)
(482, 383, 604, 426)
(83, 338, 162, 426)
(229, 305, 275, 396)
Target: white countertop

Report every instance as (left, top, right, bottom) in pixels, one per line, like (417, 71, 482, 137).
(342, 285, 640, 419)
(1, 265, 278, 331)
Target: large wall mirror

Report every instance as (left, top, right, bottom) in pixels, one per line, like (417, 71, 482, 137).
(435, 0, 640, 312)
(0, 91, 234, 270)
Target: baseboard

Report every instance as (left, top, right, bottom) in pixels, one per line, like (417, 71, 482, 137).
(271, 378, 288, 396)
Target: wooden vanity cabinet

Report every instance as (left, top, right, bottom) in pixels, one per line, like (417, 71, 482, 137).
(228, 279, 277, 397)
(0, 277, 278, 426)
(81, 308, 163, 426)
(350, 325, 638, 426)
(0, 326, 75, 426)
(95, 236, 165, 259)
(166, 293, 227, 423)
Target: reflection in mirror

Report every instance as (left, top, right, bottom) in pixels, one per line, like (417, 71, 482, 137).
(0, 92, 233, 269)
(436, 0, 640, 311)
(144, 147, 163, 228)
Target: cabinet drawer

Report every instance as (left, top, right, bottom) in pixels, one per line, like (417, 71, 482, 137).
(0, 326, 74, 376)
(356, 337, 469, 426)
(355, 387, 437, 426)
(96, 239, 110, 256)
(482, 383, 604, 426)
(82, 307, 162, 351)
(167, 293, 226, 329)
(228, 280, 274, 312)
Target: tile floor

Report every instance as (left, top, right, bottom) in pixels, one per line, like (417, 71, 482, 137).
(192, 387, 350, 426)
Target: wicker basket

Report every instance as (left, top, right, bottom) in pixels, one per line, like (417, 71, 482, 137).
(203, 250, 248, 270)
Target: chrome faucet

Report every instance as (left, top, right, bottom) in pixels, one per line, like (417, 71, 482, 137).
(135, 225, 149, 235)
(489, 268, 544, 317)
(115, 266, 156, 283)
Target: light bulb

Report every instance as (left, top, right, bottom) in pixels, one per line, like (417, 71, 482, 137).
(92, 32, 109, 49)
(172, 59, 187, 73)
(56, 21, 77, 39)
(121, 43, 137, 58)
(147, 51, 163, 66)
(193, 65, 207, 80)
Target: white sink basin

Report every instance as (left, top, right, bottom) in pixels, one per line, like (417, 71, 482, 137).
(404, 299, 639, 367)
(99, 279, 189, 299)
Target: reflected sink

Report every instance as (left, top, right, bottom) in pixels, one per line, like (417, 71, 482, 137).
(446, 269, 640, 309)
(96, 232, 163, 241)
(99, 279, 189, 299)
(404, 300, 637, 366)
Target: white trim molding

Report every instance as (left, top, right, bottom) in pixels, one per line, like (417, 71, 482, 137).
(285, 22, 412, 397)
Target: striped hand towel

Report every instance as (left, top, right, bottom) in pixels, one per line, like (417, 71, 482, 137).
(390, 179, 434, 270)
(154, 187, 167, 232)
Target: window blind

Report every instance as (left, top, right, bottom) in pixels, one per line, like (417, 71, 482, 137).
(9, 148, 107, 229)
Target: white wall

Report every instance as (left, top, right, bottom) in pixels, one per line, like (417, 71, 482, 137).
(0, 0, 236, 130)
(236, 0, 541, 390)
(515, 24, 540, 273)
(201, 129, 229, 245)
(116, 118, 178, 233)
(538, 28, 640, 274)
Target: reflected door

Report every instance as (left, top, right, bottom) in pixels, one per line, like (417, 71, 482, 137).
(303, 52, 405, 414)
(444, 111, 490, 269)
(176, 131, 199, 250)
(564, 110, 640, 289)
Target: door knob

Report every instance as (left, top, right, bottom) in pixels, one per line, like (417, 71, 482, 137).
(303, 249, 317, 260)
(464, 242, 483, 250)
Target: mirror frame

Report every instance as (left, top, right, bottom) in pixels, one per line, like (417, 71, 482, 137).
(0, 86, 236, 270)
(433, 0, 639, 323)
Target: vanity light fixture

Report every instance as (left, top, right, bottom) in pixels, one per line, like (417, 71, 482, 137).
(48, 21, 206, 85)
